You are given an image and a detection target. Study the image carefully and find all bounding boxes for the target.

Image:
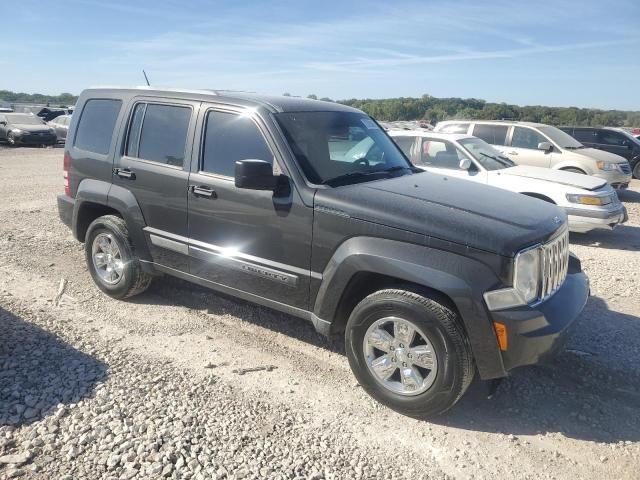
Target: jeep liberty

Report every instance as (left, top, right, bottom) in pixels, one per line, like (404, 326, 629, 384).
(57, 88, 589, 418)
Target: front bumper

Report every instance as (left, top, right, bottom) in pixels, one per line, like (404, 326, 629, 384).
(57, 194, 74, 229)
(565, 204, 628, 233)
(489, 269, 589, 372)
(15, 132, 57, 145)
(593, 169, 632, 189)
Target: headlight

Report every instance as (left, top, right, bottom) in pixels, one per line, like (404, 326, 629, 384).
(484, 245, 541, 310)
(11, 128, 22, 134)
(596, 161, 620, 172)
(566, 193, 609, 206)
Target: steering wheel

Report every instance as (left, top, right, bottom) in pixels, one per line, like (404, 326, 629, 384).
(354, 157, 370, 167)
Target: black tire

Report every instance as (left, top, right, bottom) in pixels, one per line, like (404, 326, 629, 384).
(562, 167, 586, 175)
(7, 133, 16, 146)
(85, 215, 151, 299)
(345, 288, 475, 419)
(633, 161, 640, 180)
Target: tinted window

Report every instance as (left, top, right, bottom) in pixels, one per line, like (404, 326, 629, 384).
(202, 111, 273, 177)
(511, 127, 547, 149)
(597, 130, 625, 146)
(472, 124, 508, 145)
(572, 128, 596, 143)
(136, 104, 191, 166)
(75, 99, 122, 154)
(439, 123, 469, 134)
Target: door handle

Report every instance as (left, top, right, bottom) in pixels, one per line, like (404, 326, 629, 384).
(191, 185, 217, 198)
(113, 168, 136, 179)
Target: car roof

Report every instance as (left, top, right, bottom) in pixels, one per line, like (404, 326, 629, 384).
(81, 86, 361, 114)
(437, 119, 548, 128)
(388, 129, 472, 141)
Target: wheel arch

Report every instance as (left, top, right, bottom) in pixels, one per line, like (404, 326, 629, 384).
(313, 237, 507, 379)
(520, 192, 556, 204)
(73, 179, 152, 262)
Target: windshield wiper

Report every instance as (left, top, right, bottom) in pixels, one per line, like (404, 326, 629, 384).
(564, 145, 586, 150)
(321, 165, 411, 185)
(479, 152, 513, 167)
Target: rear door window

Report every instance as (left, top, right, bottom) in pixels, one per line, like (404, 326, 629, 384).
(511, 127, 547, 149)
(74, 99, 122, 154)
(127, 103, 191, 167)
(472, 124, 509, 146)
(392, 136, 417, 160)
(572, 128, 596, 143)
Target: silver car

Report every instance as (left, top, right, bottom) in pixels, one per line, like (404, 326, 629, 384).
(434, 120, 632, 189)
(48, 114, 72, 142)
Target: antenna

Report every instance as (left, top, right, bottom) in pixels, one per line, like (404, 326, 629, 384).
(142, 70, 151, 86)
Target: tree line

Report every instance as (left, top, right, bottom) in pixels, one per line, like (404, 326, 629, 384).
(2, 89, 638, 127)
(336, 94, 640, 127)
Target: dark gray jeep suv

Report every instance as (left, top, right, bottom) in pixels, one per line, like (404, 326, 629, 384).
(57, 87, 589, 418)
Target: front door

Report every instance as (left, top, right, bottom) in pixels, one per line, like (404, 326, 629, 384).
(112, 98, 199, 271)
(187, 105, 313, 309)
(504, 126, 554, 168)
(418, 138, 488, 183)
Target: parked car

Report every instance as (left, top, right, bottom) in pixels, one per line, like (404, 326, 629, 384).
(37, 107, 69, 122)
(559, 126, 640, 179)
(58, 87, 589, 418)
(48, 114, 71, 142)
(389, 130, 627, 233)
(0, 113, 57, 146)
(434, 120, 632, 189)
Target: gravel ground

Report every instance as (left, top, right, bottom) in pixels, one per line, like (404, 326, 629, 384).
(0, 147, 639, 480)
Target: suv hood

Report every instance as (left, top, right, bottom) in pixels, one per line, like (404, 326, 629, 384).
(499, 165, 606, 191)
(580, 147, 628, 164)
(315, 172, 566, 257)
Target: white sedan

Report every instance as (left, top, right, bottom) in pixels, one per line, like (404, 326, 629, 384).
(389, 130, 627, 233)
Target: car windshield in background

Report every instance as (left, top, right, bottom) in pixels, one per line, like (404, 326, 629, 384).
(458, 137, 515, 171)
(6, 114, 44, 125)
(617, 129, 640, 146)
(274, 111, 413, 185)
(538, 125, 584, 149)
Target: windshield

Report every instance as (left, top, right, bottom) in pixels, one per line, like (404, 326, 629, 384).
(274, 111, 413, 185)
(5, 114, 45, 125)
(537, 125, 584, 149)
(458, 137, 515, 170)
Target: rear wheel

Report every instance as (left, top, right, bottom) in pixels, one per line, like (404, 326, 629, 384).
(633, 161, 640, 180)
(345, 288, 475, 418)
(85, 215, 151, 299)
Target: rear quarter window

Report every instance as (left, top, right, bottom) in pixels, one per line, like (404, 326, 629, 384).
(74, 99, 122, 155)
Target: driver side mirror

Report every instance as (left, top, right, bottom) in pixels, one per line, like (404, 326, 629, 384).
(235, 159, 277, 190)
(537, 141, 553, 152)
(459, 158, 472, 170)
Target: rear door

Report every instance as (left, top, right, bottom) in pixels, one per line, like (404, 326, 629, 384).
(187, 104, 313, 309)
(112, 98, 199, 271)
(571, 128, 597, 148)
(470, 124, 509, 151)
(504, 126, 553, 168)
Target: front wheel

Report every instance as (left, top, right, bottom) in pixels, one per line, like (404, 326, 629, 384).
(7, 133, 16, 146)
(633, 161, 640, 180)
(345, 288, 475, 419)
(85, 215, 151, 299)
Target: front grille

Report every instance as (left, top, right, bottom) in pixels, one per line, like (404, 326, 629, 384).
(620, 163, 631, 175)
(540, 228, 569, 299)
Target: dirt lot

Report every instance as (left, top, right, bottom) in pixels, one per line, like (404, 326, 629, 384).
(1, 147, 639, 480)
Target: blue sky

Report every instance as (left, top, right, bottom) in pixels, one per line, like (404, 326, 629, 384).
(3, 0, 640, 109)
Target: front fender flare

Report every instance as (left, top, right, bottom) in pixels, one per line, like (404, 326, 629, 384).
(314, 237, 507, 379)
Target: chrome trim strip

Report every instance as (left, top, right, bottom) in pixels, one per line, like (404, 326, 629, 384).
(143, 226, 323, 280)
(190, 246, 298, 286)
(148, 233, 189, 255)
